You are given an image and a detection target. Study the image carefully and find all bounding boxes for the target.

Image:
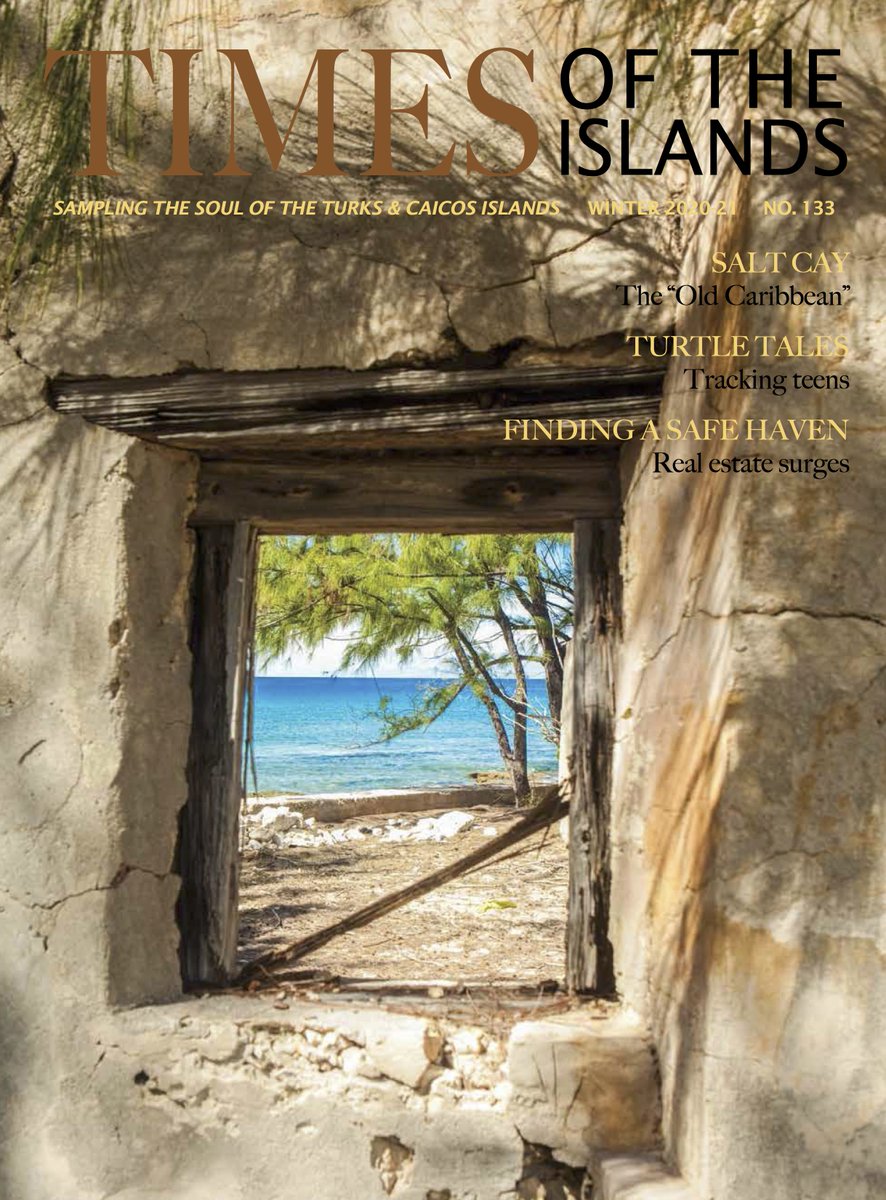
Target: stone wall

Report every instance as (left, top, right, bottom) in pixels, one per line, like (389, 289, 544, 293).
(0, 0, 883, 1197)
(612, 11, 886, 1195)
(0, 345, 198, 1194)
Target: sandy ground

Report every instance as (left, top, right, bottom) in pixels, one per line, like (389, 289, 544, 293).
(238, 803, 569, 988)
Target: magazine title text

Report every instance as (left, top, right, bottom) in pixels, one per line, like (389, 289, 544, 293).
(43, 45, 847, 178)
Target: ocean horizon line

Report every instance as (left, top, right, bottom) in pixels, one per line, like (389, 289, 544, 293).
(255, 673, 534, 682)
(250, 672, 555, 792)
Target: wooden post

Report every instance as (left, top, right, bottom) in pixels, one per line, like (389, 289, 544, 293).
(566, 518, 621, 995)
(177, 522, 257, 986)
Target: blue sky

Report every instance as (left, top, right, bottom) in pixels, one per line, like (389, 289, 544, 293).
(259, 625, 546, 678)
(260, 640, 455, 678)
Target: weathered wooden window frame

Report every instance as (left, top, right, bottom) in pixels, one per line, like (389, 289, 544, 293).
(52, 362, 658, 998)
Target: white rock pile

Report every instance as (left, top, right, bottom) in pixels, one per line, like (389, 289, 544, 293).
(244, 806, 480, 853)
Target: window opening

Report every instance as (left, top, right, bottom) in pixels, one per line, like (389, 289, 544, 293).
(237, 531, 575, 1001)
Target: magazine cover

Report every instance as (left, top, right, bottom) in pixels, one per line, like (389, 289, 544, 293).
(1, 2, 883, 1198)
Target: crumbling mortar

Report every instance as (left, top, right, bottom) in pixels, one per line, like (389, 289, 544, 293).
(137, 1071, 240, 1132)
(117, 1013, 507, 1124)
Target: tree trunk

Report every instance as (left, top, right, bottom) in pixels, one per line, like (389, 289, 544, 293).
(493, 599, 531, 807)
(449, 633, 530, 805)
(527, 571, 564, 739)
(508, 749, 531, 808)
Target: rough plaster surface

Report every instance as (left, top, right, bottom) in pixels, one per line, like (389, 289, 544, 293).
(74, 998, 654, 1200)
(4, 0, 677, 377)
(507, 1010, 660, 1164)
(612, 28, 886, 1198)
(592, 1154, 698, 1200)
(0, 0, 884, 1197)
(0, 334, 198, 1196)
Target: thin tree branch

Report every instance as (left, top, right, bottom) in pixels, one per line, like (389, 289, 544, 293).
(235, 786, 567, 982)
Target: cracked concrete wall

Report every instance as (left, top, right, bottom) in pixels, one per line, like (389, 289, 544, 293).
(5, 0, 677, 377)
(0, 0, 883, 1197)
(0, 339, 198, 1196)
(612, 10, 886, 1198)
(1, 4, 674, 1195)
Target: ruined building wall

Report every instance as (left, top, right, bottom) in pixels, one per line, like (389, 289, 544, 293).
(613, 12, 886, 1197)
(0, 0, 883, 1197)
(1, 8, 672, 1196)
(0, 358, 198, 1196)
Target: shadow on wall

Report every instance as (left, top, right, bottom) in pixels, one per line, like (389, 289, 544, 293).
(620, 32, 886, 1189)
(5, 2, 684, 375)
(14, 46, 886, 377)
(0, 399, 115, 1193)
(0, 403, 122, 585)
(0, 951, 40, 1197)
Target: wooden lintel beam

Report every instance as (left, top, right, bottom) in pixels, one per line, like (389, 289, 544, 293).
(193, 453, 621, 532)
(159, 395, 658, 453)
(49, 363, 662, 454)
(51, 361, 663, 420)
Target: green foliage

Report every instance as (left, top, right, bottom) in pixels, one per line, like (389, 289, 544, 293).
(257, 532, 571, 681)
(374, 680, 468, 742)
(0, 0, 159, 286)
(255, 533, 573, 800)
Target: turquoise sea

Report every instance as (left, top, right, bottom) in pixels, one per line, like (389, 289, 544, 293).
(250, 676, 557, 793)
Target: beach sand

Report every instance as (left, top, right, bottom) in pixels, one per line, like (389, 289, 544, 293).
(238, 802, 568, 988)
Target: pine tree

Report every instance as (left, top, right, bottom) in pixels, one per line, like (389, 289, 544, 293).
(256, 533, 573, 806)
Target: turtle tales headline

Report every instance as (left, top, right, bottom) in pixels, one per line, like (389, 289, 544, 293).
(43, 46, 847, 178)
